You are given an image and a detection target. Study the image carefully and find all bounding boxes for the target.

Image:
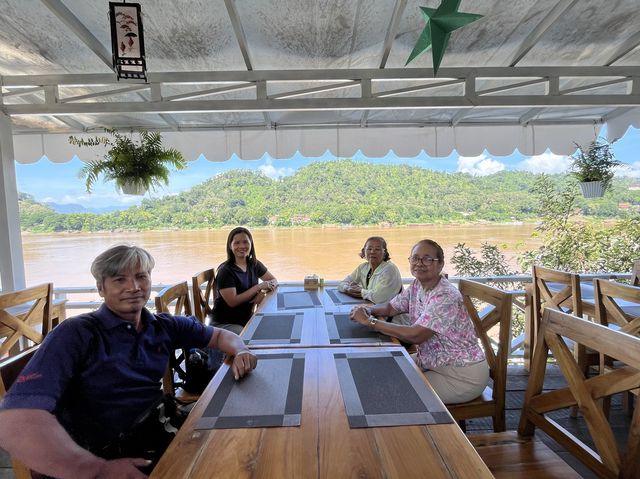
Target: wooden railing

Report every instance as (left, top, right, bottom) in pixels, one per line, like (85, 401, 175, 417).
(52, 272, 632, 362)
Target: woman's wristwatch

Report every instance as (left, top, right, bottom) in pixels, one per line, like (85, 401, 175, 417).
(368, 315, 378, 327)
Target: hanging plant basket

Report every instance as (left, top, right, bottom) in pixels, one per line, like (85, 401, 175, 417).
(69, 129, 187, 194)
(120, 180, 147, 196)
(579, 181, 604, 198)
(569, 138, 621, 199)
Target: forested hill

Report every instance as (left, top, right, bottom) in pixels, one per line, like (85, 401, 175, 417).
(19, 160, 639, 232)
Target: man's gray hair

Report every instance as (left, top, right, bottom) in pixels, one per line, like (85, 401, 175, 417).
(91, 244, 155, 286)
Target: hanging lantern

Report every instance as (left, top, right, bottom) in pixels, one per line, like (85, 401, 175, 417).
(109, 2, 147, 81)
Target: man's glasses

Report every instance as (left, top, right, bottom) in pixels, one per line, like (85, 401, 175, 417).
(408, 255, 439, 265)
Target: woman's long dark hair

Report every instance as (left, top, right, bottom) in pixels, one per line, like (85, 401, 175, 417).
(224, 226, 257, 267)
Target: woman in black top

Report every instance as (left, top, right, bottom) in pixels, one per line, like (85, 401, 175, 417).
(210, 227, 277, 334)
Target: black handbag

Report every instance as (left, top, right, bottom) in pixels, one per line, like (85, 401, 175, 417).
(183, 348, 215, 394)
(100, 394, 189, 472)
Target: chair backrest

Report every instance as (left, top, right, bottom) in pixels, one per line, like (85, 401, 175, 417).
(191, 268, 216, 323)
(458, 280, 512, 417)
(632, 259, 640, 286)
(0, 283, 53, 358)
(0, 346, 39, 397)
(0, 346, 40, 479)
(155, 282, 193, 396)
(155, 282, 193, 317)
(518, 308, 640, 479)
(531, 265, 582, 339)
(594, 278, 640, 336)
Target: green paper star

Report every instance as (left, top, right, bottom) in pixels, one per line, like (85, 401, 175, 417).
(406, 0, 483, 75)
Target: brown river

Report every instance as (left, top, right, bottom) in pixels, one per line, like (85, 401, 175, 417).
(21, 224, 540, 287)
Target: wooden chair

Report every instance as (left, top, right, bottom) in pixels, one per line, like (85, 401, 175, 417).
(470, 308, 640, 478)
(447, 280, 512, 432)
(632, 259, 640, 286)
(594, 278, 640, 415)
(530, 266, 597, 397)
(155, 282, 199, 402)
(531, 266, 583, 340)
(191, 268, 216, 324)
(1, 346, 40, 478)
(0, 283, 53, 358)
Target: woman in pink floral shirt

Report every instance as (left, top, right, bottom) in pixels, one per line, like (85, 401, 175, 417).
(350, 239, 489, 404)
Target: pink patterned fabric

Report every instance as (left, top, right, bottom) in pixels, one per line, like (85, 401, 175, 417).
(390, 277, 484, 369)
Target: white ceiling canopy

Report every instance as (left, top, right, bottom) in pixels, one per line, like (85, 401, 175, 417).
(2, 0, 640, 162)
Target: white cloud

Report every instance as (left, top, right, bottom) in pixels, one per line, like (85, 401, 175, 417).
(615, 161, 640, 178)
(456, 154, 505, 176)
(515, 152, 571, 174)
(258, 160, 295, 180)
(42, 191, 142, 207)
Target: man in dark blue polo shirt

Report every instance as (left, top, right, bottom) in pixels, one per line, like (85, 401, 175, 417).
(0, 245, 257, 479)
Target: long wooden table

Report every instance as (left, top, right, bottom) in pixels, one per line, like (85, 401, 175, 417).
(151, 286, 493, 478)
(151, 346, 492, 478)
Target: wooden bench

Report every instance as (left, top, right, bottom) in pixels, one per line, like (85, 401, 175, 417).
(469, 308, 640, 478)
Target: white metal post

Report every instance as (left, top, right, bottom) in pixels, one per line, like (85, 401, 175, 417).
(0, 112, 26, 291)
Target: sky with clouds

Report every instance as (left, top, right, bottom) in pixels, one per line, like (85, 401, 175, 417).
(15, 127, 640, 209)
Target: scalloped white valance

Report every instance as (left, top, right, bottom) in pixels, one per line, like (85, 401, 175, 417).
(12, 123, 609, 164)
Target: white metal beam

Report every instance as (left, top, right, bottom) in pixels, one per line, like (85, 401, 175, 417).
(225, 0, 254, 71)
(5, 66, 640, 86)
(374, 79, 464, 98)
(379, 0, 407, 68)
(60, 85, 151, 103)
(519, 108, 547, 125)
(605, 29, 640, 65)
(7, 94, 640, 116)
(40, 0, 113, 68)
(163, 83, 254, 102)
(269, 81, 359, 100)
(602, 107, 635, 122)
(0, 113, 26, 291)
(508, 0, 578, 66)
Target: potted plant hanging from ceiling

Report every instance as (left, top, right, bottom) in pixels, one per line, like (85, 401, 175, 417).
(569, 137, 621, 198)
(68, 129, 187, 195)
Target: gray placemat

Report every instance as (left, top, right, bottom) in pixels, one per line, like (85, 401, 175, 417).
(326, 288, 366, 305)
(325, 312, 392, 344)
(334, 350, 453, 428)
(196, 352, 305, 429)
(241, 313, 304, 345)
(277, 290, 322, 309)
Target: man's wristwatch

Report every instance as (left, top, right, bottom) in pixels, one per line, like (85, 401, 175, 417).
(368, 315, 378, 327)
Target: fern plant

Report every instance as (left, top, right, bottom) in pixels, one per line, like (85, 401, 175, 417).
(69, 129, 187, 194)
(569, 138, 621, 192)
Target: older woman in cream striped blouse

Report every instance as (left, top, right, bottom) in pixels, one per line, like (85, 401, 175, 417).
(338, 237, 407, 325)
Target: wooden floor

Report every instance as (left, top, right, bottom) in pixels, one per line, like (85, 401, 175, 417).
(0, 363, 632, 478)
